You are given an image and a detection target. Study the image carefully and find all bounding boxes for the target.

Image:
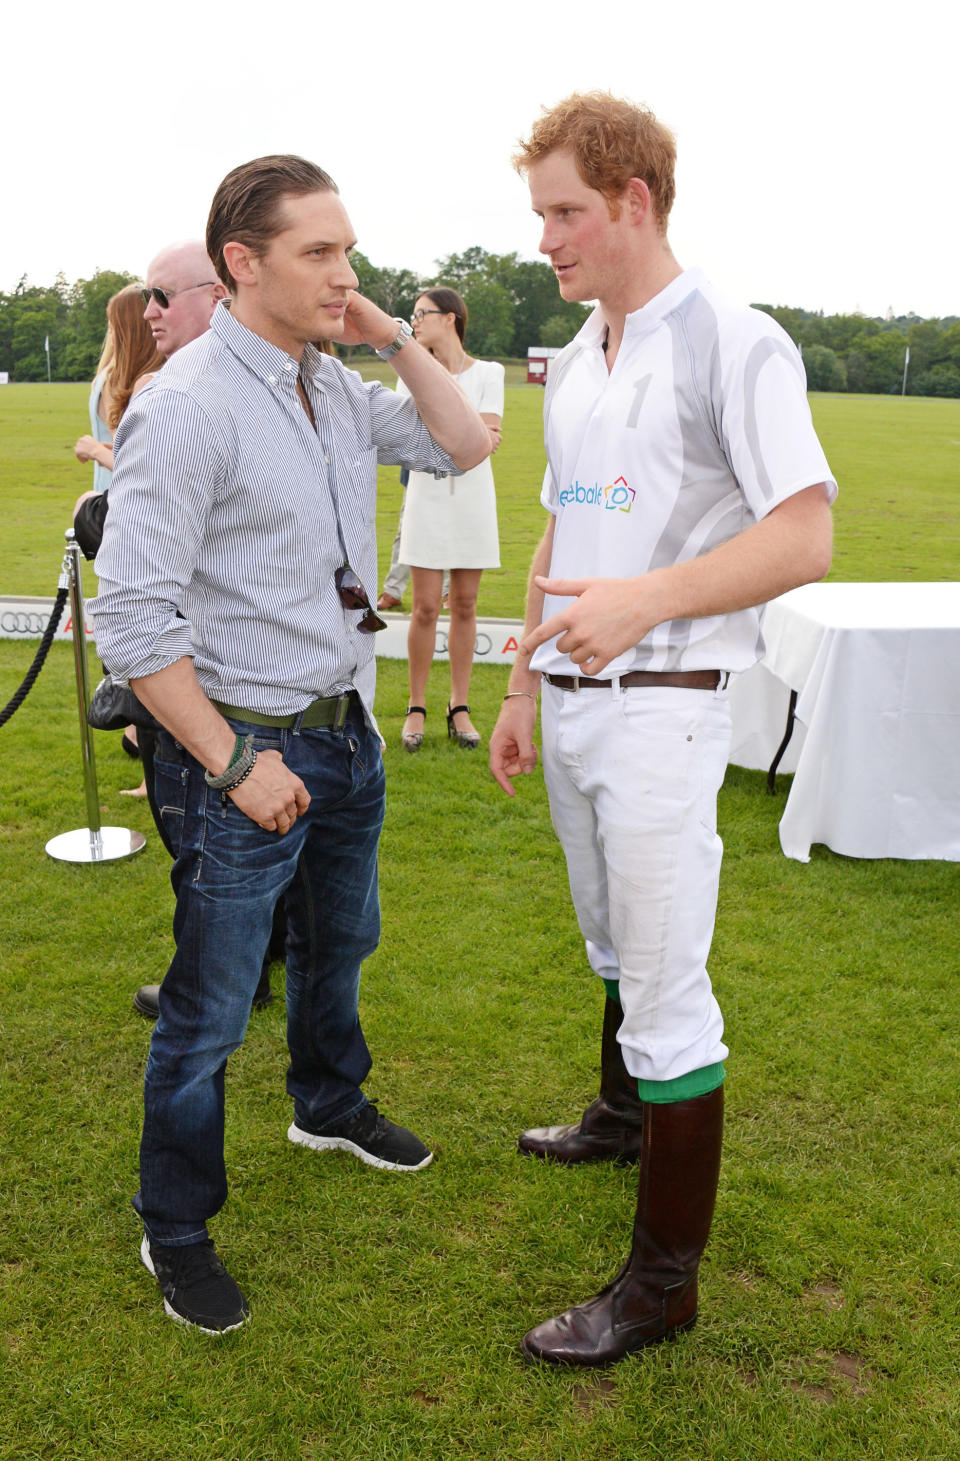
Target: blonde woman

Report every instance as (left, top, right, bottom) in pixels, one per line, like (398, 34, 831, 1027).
(74, 283, 164, 489)
(74, 284, 163, 788)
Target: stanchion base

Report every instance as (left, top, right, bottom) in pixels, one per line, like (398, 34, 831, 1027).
(45, 826, 147, 863)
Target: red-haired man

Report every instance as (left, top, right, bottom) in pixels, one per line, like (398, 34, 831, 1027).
(490, 92, 835, 1367)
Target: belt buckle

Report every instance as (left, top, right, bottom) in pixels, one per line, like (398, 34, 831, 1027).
(333, 693, 351, 731)
(569, 675, 580, 692)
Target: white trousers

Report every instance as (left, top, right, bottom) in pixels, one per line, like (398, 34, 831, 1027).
(541, 680, 732, 1084)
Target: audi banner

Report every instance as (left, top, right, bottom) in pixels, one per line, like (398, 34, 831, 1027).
(0, 596, 94, 641)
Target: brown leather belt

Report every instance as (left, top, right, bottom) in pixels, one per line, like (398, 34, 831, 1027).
(544, 669, 723, 692)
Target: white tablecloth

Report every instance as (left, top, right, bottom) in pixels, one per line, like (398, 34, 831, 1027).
(728, 583, 960, 862)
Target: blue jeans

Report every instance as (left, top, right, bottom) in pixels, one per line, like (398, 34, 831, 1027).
(134, 696, 384, 1245)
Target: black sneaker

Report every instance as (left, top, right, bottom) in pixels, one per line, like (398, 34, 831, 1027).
(287, 1102, 433, 1172)
(140, 1235, 250, 1333)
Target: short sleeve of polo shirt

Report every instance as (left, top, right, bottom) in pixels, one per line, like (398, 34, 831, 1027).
(714, 316, 837, 520)
(539, 463, 558, 514)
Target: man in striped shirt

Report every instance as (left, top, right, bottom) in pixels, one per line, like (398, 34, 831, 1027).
(92, 155, 490, 1334)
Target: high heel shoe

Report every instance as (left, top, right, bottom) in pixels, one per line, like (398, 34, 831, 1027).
(446, 703, 480, 750)
(401, 705, 426, 753)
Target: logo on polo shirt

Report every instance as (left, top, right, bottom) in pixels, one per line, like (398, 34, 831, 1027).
(603, 475, 635, 512)
(559, 475, 635, 513)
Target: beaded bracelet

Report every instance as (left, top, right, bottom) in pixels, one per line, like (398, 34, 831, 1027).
(204, 735, 257, 791)
(217, 755, 257, 798)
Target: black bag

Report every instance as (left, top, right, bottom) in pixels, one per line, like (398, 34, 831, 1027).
(86, 675, 156, 731)
(74, 490, 109, 560)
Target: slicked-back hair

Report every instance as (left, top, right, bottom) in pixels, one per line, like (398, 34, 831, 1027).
(419, 286, 468, 344)
(207, 154, 339, 292)
(515, 91, 677, 230)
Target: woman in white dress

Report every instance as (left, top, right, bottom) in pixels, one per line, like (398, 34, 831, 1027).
(399, 288, 504, 752)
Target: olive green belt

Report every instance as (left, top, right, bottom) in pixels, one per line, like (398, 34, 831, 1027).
(211, 692, 356, 731)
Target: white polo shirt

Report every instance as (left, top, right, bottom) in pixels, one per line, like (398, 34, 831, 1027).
(533, 268, 837, 677)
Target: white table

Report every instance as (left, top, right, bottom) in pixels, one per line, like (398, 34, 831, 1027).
(727, 583, 960, 862)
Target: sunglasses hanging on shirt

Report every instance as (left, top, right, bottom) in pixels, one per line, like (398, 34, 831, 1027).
(335, 565, 387, 633)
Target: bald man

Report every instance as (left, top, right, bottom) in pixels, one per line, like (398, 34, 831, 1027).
(140, 240, 228, 358)
(74, 241, 227, 536)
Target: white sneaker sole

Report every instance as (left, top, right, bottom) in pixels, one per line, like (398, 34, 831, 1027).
(286, 1121, 433, 1172)
(140, 1235, 249, 1335)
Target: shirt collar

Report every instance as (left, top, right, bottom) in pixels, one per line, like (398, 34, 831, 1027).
(623, 268, 708, 337)
(299, 342, 332, 389)
(573, 268, 709, 350)
(210, 300, 303, 390)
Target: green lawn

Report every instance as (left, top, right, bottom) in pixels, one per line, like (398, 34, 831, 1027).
(0, 383, 959, 1459)
(1, 380, 958, 607)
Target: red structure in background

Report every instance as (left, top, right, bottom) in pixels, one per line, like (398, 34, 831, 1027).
(526, 346, 561, 385)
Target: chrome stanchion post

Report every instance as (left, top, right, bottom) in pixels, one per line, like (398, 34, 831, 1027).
(45, 529, 146, 863)
(66, 531, 102, 840)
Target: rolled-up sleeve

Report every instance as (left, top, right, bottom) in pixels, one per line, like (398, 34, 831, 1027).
(91, 388, 226, 679)
(367, 378, 459, 478)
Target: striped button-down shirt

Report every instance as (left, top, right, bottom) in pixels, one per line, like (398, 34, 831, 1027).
(92, 302, 456, 721)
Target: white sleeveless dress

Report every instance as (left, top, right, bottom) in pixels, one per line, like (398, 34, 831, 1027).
(397, 360, 503, 569)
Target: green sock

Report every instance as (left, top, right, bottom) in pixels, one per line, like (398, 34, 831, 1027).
(636, 1062, 726, 1105)
(601, 981, 724, 1102)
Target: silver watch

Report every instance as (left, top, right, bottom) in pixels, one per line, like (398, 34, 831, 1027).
(374, 318, 413, 360)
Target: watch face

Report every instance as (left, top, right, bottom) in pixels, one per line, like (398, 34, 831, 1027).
(381, 321, 412, 357)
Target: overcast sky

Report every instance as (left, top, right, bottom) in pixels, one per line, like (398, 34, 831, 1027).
(5, 0, 956, 319)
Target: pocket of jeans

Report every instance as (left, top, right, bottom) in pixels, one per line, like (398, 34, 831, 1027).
(159, 803, 185, 857)
(251, 733, 284, 758)
(222, 720, 284, 754)
(152, 738, 189, 857)
(153, 734, 188, 793)
(218, 725, 286, 801)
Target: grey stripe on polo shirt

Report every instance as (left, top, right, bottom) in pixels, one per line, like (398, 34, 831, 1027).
(645, 291, 750, 661)
(92, 303, 456, 719)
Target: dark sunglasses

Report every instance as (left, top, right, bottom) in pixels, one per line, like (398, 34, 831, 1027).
(335, 565, 386, 633)
(141, 281, 216, 310)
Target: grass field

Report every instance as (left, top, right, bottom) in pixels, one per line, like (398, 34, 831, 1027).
(0, 382, 959, 1459)
(2, 379, 959, 606)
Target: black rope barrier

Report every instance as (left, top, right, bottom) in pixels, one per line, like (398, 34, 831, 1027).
(0, 585, 70, 728)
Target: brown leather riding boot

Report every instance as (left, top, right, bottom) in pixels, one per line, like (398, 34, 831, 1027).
(518, 995, 645, 1163)
(521, 1082, 723, 1366)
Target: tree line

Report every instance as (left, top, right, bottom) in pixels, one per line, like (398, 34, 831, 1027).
(754, 303, 960, 397)
(2, 253, 957, 396)
(0, 249, 590, 384)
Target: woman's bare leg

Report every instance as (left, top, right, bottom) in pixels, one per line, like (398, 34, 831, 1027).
(404, 567, 444, 742)
(446, 569, 483, 740)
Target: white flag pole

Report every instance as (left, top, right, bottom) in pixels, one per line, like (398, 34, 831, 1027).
(44, 334, 51, 384)
(901, 345, 910, 397)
